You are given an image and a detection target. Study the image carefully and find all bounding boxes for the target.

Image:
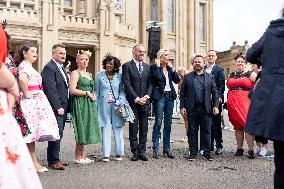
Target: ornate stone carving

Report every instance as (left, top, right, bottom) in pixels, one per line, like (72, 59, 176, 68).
(58, 31, 99, 42)
(5, 27, 41, 38)
(114, 35, 136, 47)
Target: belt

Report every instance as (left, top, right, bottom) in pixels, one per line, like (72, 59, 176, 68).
(28, 85, 43, 91)
(229, 86, 251, 91)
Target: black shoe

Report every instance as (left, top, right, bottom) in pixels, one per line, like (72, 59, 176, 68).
(215, 148, 223, 155)
(235, 148, 244, 156)
(163, 151, 174, 159)
(248, 149, 255, 159)
(203, 154, 213, 161)
(188, 154, 196, 161)
(131, 153, 139, 161)
(153, 151, 159, 159)
(139, 153, 148, 161)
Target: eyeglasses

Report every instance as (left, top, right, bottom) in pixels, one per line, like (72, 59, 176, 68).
(236, 61, 246, 64)
(135, 50, 146, 53)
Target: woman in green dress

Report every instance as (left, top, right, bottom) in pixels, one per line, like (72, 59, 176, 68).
(70, 50, 101, 164)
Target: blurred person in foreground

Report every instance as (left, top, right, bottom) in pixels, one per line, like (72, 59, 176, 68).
(244, 8, 284, 188)
(70, 50, 101, 164)
(0, 25, 43, 189)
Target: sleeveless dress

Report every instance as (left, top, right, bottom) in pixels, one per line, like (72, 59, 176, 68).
(0, 90, 43, 189)
(71, 71, 101, 145)
(18, 61, 60, 143)
(227, 71, 254, 130)
(5, 56, 30, 136)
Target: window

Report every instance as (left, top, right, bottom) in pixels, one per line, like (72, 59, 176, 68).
(151, 0, 158, 21)
(199, 3, 206, 42)
(64, 0, 72, 7)
(167, 0, 174, 33)
(114, 0, 123, 11)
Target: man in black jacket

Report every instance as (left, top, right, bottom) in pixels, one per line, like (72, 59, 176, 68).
(180, 54, 219, 161)
(41, 44, 69, 170)
(122, 44, 153, 161)
(205, 50, 225, 155)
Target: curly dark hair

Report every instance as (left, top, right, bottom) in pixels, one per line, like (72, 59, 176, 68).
(102, 54, 121, 73)
(234, 52, 246, 62)
(14, 41, 37, 66)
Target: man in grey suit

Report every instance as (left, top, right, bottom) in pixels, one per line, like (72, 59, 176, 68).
(122, 44, 153, 161)
(41, 44, 69, 170)
(180, 54, 219, 161)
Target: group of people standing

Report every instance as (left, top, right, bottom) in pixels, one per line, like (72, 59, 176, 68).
(1, 7, 284, 188)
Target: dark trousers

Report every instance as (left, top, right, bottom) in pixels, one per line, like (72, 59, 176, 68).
(187, 105, 212, 156)
(211, 105, 223, 149)
(255, 136, 268, 144)
(129, 104, 150, 155)
(47, 112, 66, 165)
(152, 94, 174, 153)
(274, 141, 284, 189)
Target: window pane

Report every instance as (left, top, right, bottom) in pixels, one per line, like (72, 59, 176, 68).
(199, 3, 206, 42)
(167, 0, 174, 32)
(151, 0, 158, 21)
(64, 0, 72, 7)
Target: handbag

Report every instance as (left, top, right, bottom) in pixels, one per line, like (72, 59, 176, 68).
(106, 72, 130, 118)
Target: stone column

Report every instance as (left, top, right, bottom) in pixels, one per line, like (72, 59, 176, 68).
(187, 0, 195, 70)
(40, 0, 60, 69)
(208, 0, 214, 50)
(99, 0, 115, 70)
(194, 0, 199, 53)
(159, 0, 167, 48)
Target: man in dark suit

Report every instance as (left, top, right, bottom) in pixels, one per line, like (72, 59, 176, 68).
(122, 44, 153, 161)
(150, 49, 179, 159)
(205, 50, 225, 155)
(180, 54, 219, 161)
(41, 43, 69, 170)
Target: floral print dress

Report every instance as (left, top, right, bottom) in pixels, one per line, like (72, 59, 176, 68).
(5, 56, 30, 136)
(18, 61, 60, 143)
(0, 89, 43, 189)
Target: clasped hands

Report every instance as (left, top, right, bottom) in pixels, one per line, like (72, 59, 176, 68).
(136, 96, 148, 105)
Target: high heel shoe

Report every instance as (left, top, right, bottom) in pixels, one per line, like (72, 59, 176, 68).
(163, 151, 174, 159)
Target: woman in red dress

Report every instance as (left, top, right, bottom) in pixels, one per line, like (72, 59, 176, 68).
(227, 53, 255, 159)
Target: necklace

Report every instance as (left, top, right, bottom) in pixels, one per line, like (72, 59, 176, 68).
(106, 72, 114, 80)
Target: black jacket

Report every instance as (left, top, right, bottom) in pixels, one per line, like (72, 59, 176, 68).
(245, 18, 284, 141)
(180, 71, 219, 114)
(150, 64, 180, 101)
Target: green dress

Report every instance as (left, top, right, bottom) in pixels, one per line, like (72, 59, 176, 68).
(71, 71, 101, 145)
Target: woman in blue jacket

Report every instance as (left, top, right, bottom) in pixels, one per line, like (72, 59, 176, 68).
(150, 49, 180, 159)
(96, 54, 128, 162)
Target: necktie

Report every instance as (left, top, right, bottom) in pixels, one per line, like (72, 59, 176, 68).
(138, 62, 143, 75)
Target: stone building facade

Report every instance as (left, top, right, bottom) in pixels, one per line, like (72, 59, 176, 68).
(216, 41, 251, 78)
(0, 0, 213, 73)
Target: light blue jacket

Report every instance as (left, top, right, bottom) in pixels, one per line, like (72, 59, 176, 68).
(95, 71, 128, 128)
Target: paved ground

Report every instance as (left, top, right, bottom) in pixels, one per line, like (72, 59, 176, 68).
(37, 114, 274, 189)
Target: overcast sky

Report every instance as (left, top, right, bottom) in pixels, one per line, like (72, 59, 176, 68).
(213, 0, 284, 52)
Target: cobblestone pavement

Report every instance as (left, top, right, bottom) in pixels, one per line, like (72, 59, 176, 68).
(37, 115, 274, 189)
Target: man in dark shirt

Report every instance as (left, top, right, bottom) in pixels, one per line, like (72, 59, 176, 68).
(180, 54, 219, 161)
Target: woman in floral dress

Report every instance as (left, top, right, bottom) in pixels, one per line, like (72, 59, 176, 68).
(0, 26, 43, 189)
(15, 42, 60, 172)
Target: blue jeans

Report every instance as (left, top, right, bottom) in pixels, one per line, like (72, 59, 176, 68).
(152, 93, 174, 153)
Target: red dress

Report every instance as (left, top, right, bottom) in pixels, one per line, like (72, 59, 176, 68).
(227, 71, 254, 130)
